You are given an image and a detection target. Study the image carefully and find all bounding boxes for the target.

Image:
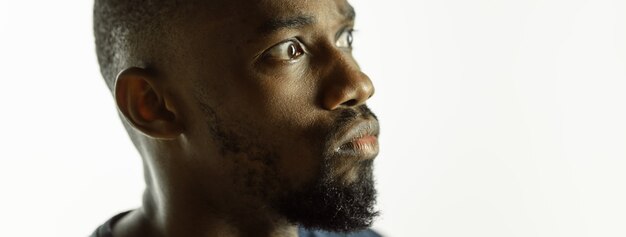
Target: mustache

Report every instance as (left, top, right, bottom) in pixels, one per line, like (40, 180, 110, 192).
(333, 105, 377, 127)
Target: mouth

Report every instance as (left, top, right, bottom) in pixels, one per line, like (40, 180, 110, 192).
(332, 119, 380, 160)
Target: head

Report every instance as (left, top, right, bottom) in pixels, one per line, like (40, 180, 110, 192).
(94, 0, 379, 233)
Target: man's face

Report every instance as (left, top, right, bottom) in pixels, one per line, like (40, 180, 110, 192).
(159, 0, 378, 231)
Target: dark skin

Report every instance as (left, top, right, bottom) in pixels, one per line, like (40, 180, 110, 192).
(110, 0, 377, 236)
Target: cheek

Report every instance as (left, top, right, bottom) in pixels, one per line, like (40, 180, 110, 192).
(249, 92, 328, 189)
(214, 64, 330, 188)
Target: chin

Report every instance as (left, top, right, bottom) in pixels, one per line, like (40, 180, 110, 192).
(273, 159, 379, 232)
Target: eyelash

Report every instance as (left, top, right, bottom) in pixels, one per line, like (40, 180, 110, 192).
(261, 38, 307, 63)
(259, 28, 356, 64)
(336, 28, 355, 49)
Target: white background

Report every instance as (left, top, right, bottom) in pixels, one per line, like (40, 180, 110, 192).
(1, 0, 625, 236)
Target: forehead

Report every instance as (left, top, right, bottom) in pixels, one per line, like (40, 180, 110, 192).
(161, 0, 357, 83)
(173, 0, 355, 62)
(186, 0, 354, 31)
(249, 0, 353, 19)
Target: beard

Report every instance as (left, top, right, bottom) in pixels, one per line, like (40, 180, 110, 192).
(274, 158, 378, 232)
(273, 105, 379, 232)
(196, 95, 379, 232)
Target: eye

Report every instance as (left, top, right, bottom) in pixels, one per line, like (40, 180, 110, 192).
(264, 40, 305, 62)
(336, 29, 354, 49)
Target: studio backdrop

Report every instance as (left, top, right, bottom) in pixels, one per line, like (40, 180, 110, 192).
(1, 0, 625, 236)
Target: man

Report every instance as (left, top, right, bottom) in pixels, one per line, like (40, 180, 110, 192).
(91, 0, 381, 236)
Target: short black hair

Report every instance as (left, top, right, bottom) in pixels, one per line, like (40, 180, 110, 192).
(93, 0, 181, 90)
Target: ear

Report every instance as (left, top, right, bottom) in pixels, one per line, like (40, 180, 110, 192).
(114, 67, 183, 139)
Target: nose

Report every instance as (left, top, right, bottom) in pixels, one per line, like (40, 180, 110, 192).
(320, 57, 375, 110)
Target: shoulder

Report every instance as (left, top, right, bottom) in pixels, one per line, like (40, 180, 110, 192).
(90, 211, 132, 237)
(298, 228, 383, 237)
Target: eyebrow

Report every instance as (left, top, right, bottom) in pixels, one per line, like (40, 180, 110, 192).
(258, 6, 356, 35)
(258, 15, 316, 34)
(342, 5, 356, 22)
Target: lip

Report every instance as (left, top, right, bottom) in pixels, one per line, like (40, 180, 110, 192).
(332, 119, 380, 160)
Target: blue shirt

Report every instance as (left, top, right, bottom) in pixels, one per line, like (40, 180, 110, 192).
(91, 211, 382, 237)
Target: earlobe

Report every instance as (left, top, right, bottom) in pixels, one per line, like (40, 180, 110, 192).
(114, 67, 183, 139)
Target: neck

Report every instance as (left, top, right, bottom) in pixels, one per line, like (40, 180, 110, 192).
(112, 188, 299, 237)
(112, 165, 299, 237)
(112, 138, 300, 237)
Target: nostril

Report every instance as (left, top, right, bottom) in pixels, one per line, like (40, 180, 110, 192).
(341, 99, 358, 107)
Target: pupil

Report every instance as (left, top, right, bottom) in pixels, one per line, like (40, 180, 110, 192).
(347, 32, 353, 46)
